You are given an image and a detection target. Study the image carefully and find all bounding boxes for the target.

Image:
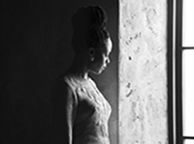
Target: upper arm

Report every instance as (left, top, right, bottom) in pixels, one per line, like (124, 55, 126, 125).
(50, 80, 77, 144)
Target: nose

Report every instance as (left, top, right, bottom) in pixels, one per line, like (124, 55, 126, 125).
(106, 57, 110, 64)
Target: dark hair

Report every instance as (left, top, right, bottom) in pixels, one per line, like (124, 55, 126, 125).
(71, 5, 110, 52)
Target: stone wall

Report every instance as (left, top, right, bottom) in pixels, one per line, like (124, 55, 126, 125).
(119, 0, 168, 144)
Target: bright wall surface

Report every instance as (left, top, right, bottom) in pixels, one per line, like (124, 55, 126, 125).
(119, 0, 168, 143)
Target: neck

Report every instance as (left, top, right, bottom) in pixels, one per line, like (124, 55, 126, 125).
(67, 53, 89, 80)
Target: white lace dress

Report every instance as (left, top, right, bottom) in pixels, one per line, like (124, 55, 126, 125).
(51, 74, 112, 144)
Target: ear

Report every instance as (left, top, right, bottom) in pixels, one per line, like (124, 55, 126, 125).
(89, 47, 95, 57)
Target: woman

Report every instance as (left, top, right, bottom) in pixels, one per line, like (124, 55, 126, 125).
(50, 5, 113, 144)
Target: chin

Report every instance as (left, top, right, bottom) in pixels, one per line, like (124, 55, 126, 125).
(92, 71, 101, 75)
(91, 69, 104, 75)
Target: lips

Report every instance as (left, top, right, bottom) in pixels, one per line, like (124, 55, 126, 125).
(102, 66, 106, 70)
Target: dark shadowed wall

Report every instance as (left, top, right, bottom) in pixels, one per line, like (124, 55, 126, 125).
(0, 0, 118, 144)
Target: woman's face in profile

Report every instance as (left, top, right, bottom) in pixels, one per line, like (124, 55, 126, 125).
(90, 38, 113, 75)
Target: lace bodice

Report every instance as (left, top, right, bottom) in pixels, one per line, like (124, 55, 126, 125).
(63, 74, 112, 144)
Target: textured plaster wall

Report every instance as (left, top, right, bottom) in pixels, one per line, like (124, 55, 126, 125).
(119, 0, 167, 144)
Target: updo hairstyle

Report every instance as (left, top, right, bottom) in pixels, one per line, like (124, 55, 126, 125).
(71, 5, 110, 53)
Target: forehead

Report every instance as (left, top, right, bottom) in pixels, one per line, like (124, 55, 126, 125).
(102, 38, 112, 54)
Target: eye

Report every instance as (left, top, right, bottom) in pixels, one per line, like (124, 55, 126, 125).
(104, 54, 109, 58)
(105, 52, 109, 57)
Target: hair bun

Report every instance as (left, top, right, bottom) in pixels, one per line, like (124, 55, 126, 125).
(90, 6, 107, 29)
(71, 5, 109, 52)
(71, 5, 107, 32)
